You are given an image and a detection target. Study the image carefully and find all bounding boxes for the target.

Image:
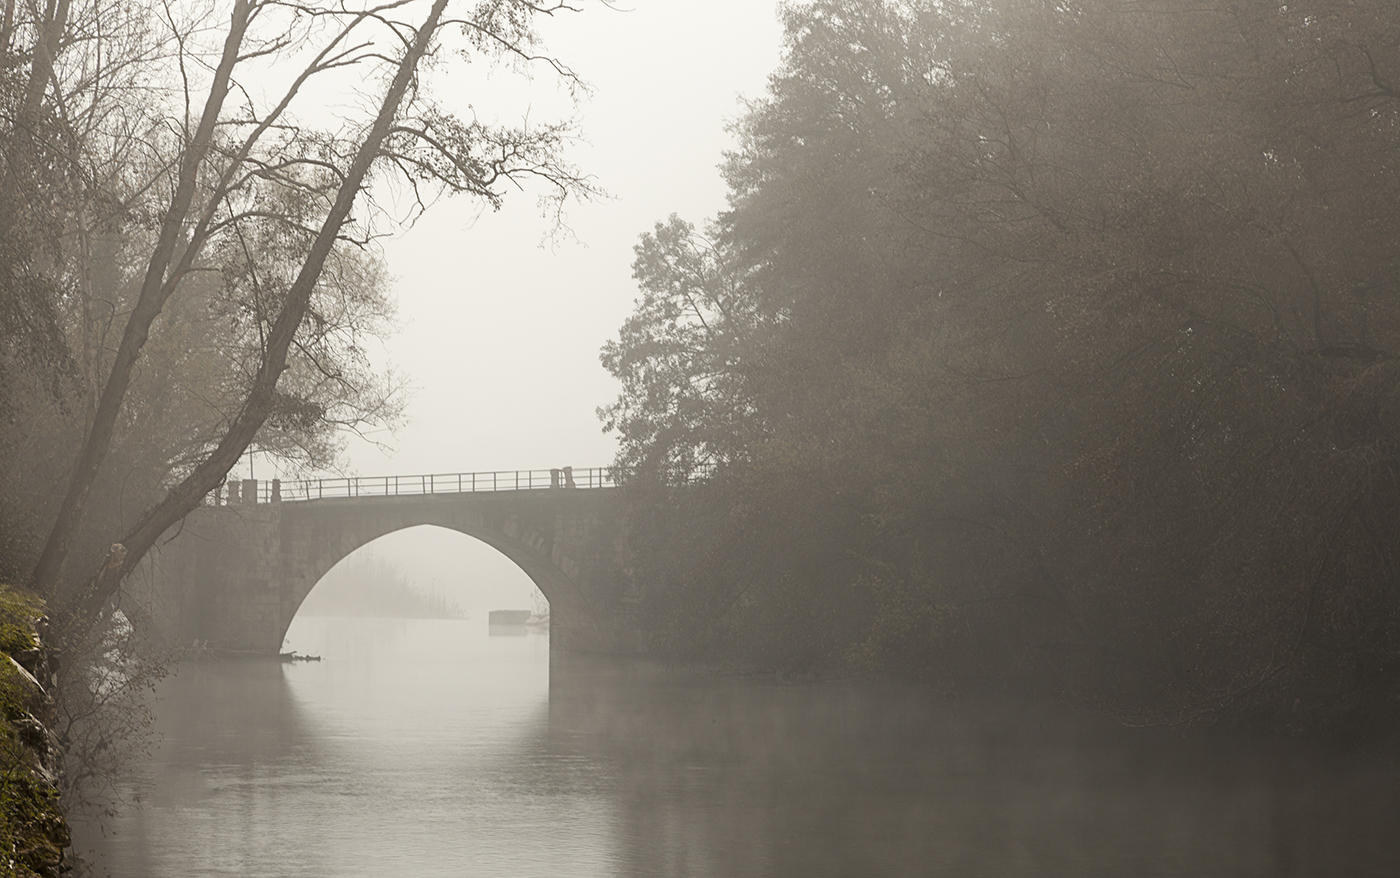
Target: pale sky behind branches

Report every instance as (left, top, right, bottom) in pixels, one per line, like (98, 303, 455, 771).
(339, 0, 784, 477)
(289, 1, 784, 615)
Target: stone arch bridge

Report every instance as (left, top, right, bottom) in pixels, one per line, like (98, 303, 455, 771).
(127, 468, 645, 656)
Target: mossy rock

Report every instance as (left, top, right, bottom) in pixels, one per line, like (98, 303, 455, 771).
(0, 587, 45, 723)
(0, 584, 67, 878)
(0, 587, 41, 656)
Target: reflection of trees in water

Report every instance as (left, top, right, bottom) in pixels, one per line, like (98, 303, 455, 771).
(75, 652, 1400, 877)
(548, 657, 1400, 877)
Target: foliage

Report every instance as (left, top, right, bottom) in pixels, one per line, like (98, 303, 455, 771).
(603, 0, 1400, 727)
(0, 0, 596, 841)
(52, 610, 166, 822)
(599, 216, 760, 477)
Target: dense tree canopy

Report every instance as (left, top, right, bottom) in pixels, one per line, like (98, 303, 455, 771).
(604, 0, 1400, 726)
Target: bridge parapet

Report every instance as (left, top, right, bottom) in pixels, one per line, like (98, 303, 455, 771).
(136, 482, 648, 657)
(211, 466, 621, 506)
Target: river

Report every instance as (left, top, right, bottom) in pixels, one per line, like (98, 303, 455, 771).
(71, 616, 1400, 876)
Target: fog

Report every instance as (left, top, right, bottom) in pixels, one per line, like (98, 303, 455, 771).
(337, 0, 786, 475)
(293, 527, 544, 619)
(8, 0, 1400, 876)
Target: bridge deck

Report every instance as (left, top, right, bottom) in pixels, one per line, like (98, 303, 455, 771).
(211, 467, 618, 505)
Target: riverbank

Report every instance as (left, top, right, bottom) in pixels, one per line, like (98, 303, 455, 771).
(0, 584, 67, 877)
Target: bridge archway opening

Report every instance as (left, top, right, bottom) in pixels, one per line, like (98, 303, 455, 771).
(282, 525, 549, 656)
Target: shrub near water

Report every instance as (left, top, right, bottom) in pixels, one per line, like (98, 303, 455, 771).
(0, 585, 67, 878)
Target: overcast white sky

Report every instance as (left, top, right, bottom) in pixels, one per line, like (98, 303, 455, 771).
(339, 0, 785, 478)
(298, 1, 786, 613)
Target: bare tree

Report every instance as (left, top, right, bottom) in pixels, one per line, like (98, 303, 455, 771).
(14, 0, 595, 641)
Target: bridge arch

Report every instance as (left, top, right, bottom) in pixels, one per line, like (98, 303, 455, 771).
(279, 520, 567, 649)
(286, 525, 544, 626)
(272, 496, 592, 654)
(133, 486, 627, 656)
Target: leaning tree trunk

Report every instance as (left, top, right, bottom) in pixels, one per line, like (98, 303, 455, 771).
(27, 0, 253, 601)
(56, 0, 453, 648)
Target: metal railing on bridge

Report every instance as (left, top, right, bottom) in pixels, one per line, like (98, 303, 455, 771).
(211, 467, 620, 506)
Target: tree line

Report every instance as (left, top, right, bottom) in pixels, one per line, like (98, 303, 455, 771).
(602, 0, 1400, 729)
(297, 554, 467, 620)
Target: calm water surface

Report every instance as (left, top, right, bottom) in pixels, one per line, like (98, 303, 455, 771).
(73, 616, 1400, 876)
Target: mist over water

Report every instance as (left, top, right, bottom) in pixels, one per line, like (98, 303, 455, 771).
(15, 1, 1400, 875)
(72, 615, 1400, 877)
